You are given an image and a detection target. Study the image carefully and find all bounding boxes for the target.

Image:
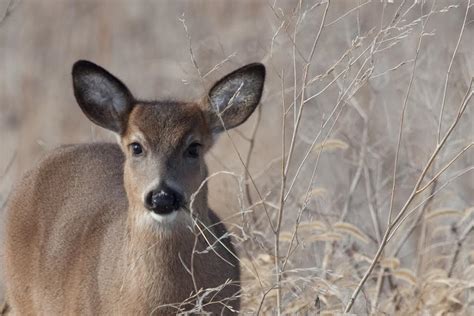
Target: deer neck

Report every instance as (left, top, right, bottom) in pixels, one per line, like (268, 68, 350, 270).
(120, 194, 211, 312)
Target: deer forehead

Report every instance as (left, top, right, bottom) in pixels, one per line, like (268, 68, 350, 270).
(123, 101, 211, 149)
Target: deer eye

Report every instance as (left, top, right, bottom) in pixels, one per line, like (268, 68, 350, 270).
(129, 142, 143, 156)
(185, 143, 201, 159)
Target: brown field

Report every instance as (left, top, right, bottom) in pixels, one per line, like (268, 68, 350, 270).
(0, 0, 473, 314)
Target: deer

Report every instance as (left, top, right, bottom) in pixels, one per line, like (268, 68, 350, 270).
(3, 60, 265, 315)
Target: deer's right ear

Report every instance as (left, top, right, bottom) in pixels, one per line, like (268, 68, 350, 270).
(72, 60, 134, 134)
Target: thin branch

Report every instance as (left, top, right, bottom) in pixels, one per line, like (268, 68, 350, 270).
(274, 69, 287, 315)
(437, 0, 471, 143)
(387, 2, 434, 226)
(448, 221, 473, 277)
(344, 32, 472, 315)
(387, 166, 474, 243)
(324, 0, 371, 28)
(244, 105, 263, 208)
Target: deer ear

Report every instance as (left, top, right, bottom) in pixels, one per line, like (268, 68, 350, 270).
(72, 60, 134, 134)
(207, 63, 265, 134)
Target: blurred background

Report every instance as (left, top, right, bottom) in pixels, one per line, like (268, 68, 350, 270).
(0, 0, 473, 314)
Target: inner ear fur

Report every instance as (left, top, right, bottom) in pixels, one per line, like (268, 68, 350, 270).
(207, 63, 265, 133)
(72, 60, 134, 134)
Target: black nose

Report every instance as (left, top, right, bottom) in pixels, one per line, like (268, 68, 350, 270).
(145, 186, 183, 215)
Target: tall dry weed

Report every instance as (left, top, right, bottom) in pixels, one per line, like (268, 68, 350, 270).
(0, 1, 472, 314)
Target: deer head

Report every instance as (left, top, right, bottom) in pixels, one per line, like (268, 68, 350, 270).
(72, 60, 265, 228)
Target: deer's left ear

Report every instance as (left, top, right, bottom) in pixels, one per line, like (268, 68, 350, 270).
(206, 63, 265, 134)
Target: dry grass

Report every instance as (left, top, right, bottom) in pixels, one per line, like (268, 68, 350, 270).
(0, 0, 473, 314)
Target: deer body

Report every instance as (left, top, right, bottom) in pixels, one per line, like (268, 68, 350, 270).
(4, 61, 265, 315)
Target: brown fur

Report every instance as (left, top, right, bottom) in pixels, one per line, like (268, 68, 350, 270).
(3, 61, 264, 315)
(4, 107, 239, 315)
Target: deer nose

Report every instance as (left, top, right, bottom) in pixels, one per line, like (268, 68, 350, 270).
(145, 186, 183, 215)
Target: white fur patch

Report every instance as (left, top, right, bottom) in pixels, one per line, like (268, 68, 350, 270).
(149, 210, 178, 224)
(136, 208, 193, 230)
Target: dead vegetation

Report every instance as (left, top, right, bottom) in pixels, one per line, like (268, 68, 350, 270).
(0, 0, 473, 314)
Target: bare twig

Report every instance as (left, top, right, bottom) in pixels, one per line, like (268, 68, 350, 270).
(387, 2, 434, 226)
(448, 221, 473, 277)
(437, 0, 471, 143)
(274, 69, 287, 315)
(344, 51, 472, 316)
